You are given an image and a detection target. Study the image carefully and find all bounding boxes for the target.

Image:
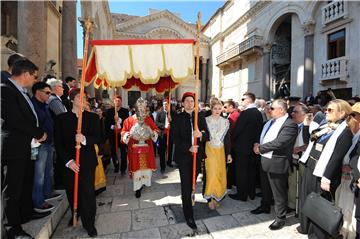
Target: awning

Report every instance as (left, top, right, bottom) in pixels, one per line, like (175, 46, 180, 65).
(85, 39, 195, 92)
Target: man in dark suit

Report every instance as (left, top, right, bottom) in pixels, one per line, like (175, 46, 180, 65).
(1, 59, 48, 239)
(155, 101, 170, 173)
(172, 92, 209, 230)
(1, 53, 26, 83)
(105, 95, 129, 173)
(253, 99, 298, 230)
(229, 92, 263, 201)
(54, 89, 100, 237)
(61, 76, 76, 111)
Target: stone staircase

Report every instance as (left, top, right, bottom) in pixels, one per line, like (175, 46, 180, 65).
(21, 190, 69, 239)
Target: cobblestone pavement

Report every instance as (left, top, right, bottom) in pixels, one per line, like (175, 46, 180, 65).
(52, 162, 307, 239)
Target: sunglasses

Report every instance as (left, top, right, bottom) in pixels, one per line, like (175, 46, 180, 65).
(41, 90, 52, 95)
(325, 108, 335, 113)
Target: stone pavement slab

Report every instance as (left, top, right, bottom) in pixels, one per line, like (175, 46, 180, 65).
(96, 211, 131, 235)
(132, 206, 169, 231)
(122, 227, 161, 239)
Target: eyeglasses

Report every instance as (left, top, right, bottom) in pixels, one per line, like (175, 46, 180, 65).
(325, 108, 335, 113)
(42, 91, 52, 95)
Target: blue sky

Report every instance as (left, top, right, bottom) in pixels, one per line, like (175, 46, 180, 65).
(76, 1, 224, 58)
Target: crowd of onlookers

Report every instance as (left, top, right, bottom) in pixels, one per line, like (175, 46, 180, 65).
(2, 52, 360, 239)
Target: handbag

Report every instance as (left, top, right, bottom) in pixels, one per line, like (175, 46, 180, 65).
(302, 192, 343, 236)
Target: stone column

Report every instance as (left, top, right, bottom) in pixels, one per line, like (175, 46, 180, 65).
(303, 21, 315, 97)
(200, 57, 207, 102)
(206, 59, 211, 102)
(61, 0, 77, 80)
(262, 44, 271, 100)
(17, 1, 46, 76)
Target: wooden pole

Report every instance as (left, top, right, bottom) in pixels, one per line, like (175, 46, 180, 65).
(192, 12, 201, 206)
(166, 83, 171, 163)
(114, 88, 119, 166)
(73, 17, 93, 227)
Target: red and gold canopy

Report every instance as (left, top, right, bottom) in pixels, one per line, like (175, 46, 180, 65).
(85, 39, 195, 93)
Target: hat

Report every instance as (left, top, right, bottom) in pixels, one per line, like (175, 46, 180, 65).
(352, 102, 360, 114)
(182, 92, 195, 102)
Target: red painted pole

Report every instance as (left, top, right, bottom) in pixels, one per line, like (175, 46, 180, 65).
(73, 18, 93, 227)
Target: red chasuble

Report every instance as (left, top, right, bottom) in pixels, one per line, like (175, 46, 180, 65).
(121, 115, 158, 178)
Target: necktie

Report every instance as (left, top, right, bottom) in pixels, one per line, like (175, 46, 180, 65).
(264, 119, 275, 136)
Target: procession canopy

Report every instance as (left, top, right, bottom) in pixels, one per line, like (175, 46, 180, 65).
(85, 39, 195, 92)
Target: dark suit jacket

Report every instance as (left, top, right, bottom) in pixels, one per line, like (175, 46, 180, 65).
(1, 79, 44, 162)
(172, 111, 209, 164)
(260, 117, 298, 174)
(105, 107, 129, 139)
(54, 111, 101, 171)
(232, 107, 263, 156)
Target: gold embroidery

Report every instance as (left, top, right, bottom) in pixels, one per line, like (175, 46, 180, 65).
(139, 153, 148, 169)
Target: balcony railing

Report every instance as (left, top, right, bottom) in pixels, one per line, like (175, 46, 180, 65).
(216, 35, 263, 65)
(322, 0, 348, 25)
(321, 57, 348, 81)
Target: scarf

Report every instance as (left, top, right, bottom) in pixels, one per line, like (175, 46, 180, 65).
(299, 120, 347, 177)
(260, 114, 289, 159)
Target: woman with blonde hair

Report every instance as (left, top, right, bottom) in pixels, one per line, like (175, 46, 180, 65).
(298, 99, 353, 238)
(203, 97, 232, 209)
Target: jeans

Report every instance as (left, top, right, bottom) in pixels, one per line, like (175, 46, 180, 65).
(32, 144, 54, 208)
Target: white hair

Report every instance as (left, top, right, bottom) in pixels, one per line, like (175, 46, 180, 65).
(46, 78, 62, 90)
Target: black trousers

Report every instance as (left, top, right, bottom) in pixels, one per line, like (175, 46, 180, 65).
(3, 157, 34, 226)
(234, 152, 256, 199)
(178, 159, 200, 221)
(109, 136, 127, 173)
(226, 150, 236, 189)
(259, 162, 273, 209)
(268, 172, 288, 220)
(167, 136, 174, 166)
(64, 166, 96, 231)
(158, 134, 166, 171)
(54, 152, 65, 189)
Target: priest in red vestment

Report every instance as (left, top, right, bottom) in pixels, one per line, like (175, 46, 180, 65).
(121, 97, 159, 198)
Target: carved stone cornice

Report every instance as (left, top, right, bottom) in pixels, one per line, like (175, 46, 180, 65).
(303, 20, 316, 36)
(115, 10, 209, 42)
(262, 42, 272, 53)
(209, 1, 271, 45)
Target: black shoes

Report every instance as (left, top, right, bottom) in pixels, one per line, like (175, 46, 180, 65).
(87, 227, 98, 237)
(114, 166, 119, 173)
(6, 226, 34, 239)
(269, 220, 285, 230)
(250, 206, 270, 215)
(135, 189, 141, 198)
(135, 186, 143, 198)
(228, 194, 247, 201)
(186, 218, 197, 230)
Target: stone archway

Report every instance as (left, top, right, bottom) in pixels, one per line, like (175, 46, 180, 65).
(263, 5, 306, 98)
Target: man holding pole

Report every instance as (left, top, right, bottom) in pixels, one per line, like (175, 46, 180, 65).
(172, 92, 209, 230)
(105, 96, 129, 174)
(54, 89, 100, 237)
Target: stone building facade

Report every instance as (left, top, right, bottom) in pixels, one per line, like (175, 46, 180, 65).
(1, 1, 77, 81)
(81, 1, 210, 107)
(203, 1, 360, 101)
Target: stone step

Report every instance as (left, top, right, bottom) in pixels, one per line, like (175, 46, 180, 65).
(22, 190, 68, 239)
